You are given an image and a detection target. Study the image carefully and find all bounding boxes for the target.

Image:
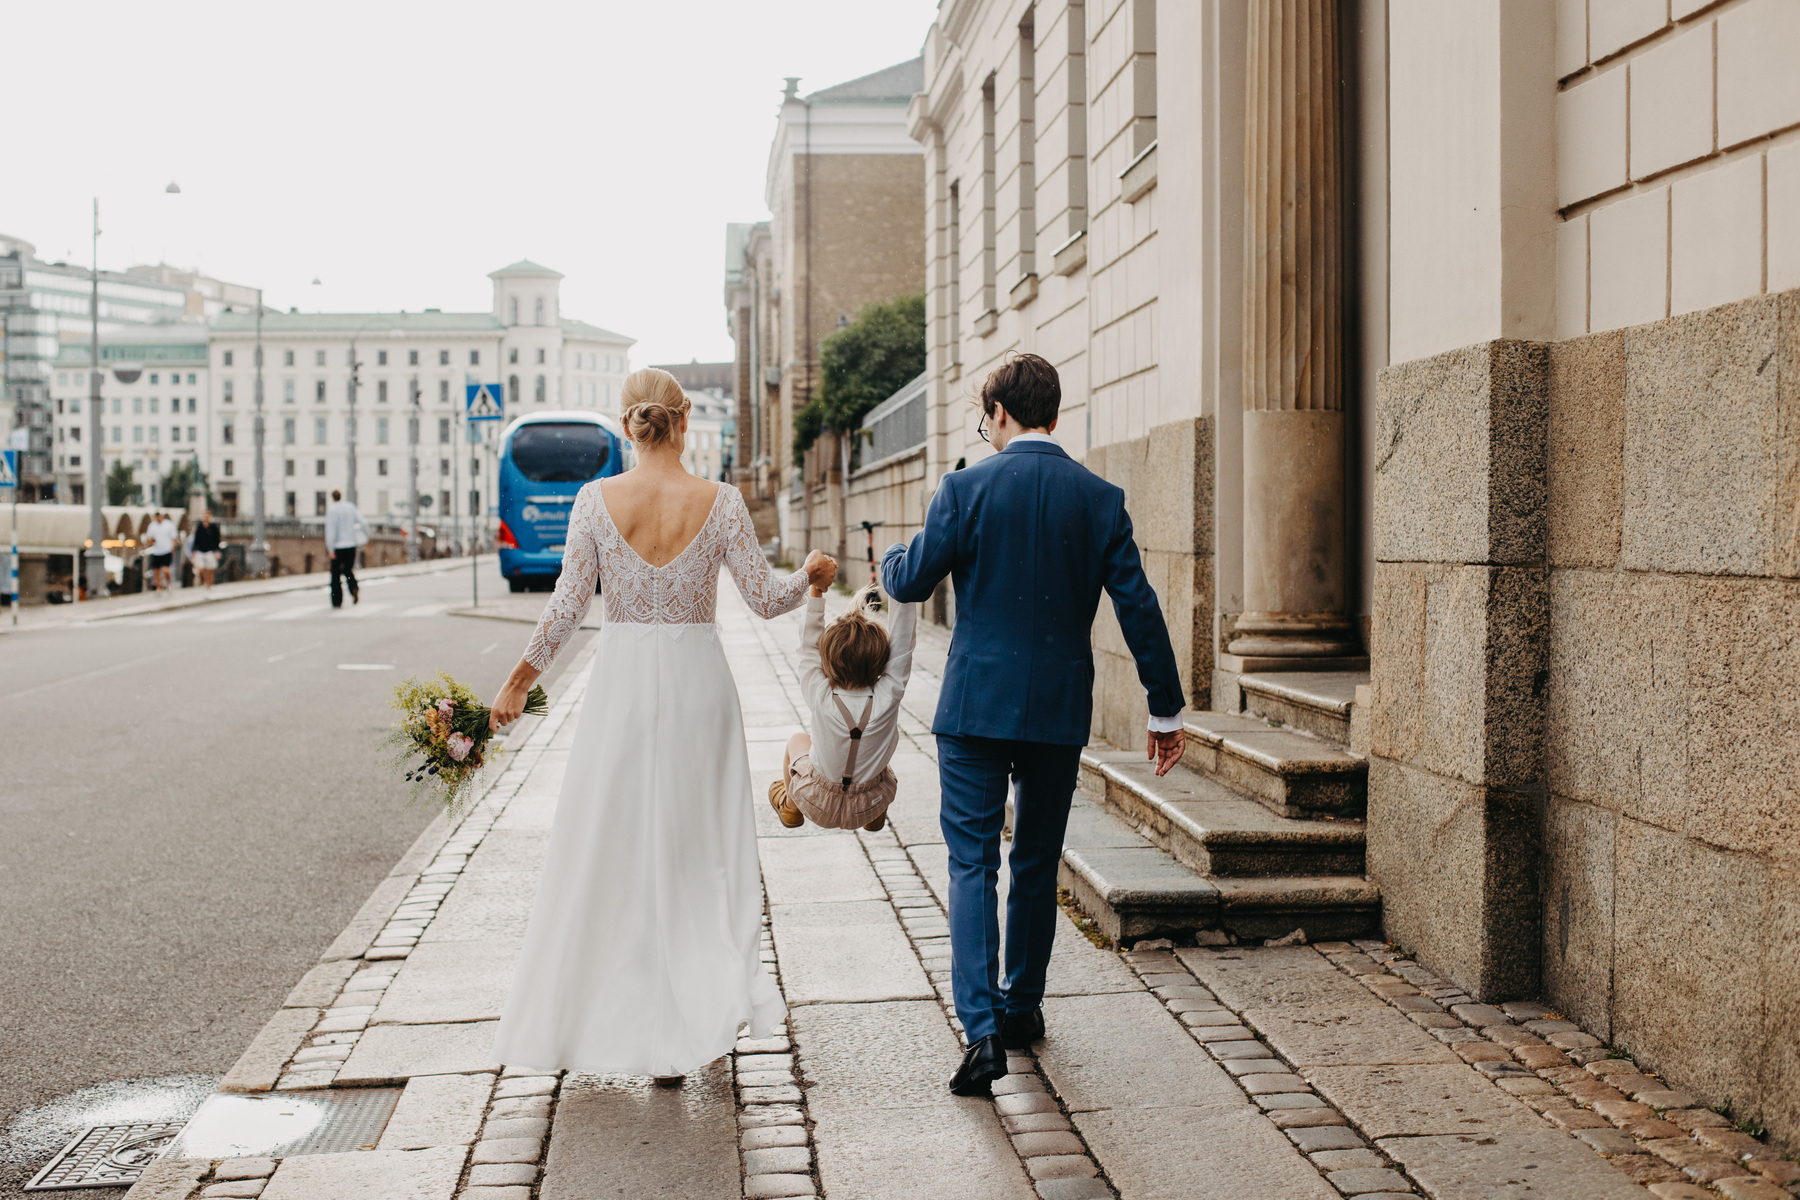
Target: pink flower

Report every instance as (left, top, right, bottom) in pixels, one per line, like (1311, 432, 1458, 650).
(437, 698, 455, 716)
(446, 733, 474, 762)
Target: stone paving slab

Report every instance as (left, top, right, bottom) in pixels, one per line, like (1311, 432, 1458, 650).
(1246, 1003, 1464, 1067)
(759, 833, 888, 904)
(768, 900, 933, 1004)
(1379, 1128, 1656, 1199)
(538, 1062, 739, 1200)
(791, 999, 1036, 1199)
(1305, 1063, 1548, 1139)
(335, 1020, 500, 1085)
(1181, 945, 1387, 1011)
(1039, 991, 1246, 1112)
(415, 869, 537, 943)
(377, 1071, 493, 1149)
(1073, 1104, 1340, 1199)
(259, 1146, 466, 1199)
(372, 938, 522, 1025)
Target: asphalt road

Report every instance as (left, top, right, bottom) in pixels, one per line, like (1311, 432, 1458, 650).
(0, 566, 593, 1197)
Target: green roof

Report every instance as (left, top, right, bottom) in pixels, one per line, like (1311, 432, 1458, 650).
(488, 259, 564, 278)
(210, 311, 503, 334)
(560, 318, 634, 344)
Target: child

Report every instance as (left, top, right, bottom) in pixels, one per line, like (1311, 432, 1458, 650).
(770, 580, 918, 831)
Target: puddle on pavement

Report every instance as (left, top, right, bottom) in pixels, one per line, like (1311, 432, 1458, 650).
(1, 1074, 217, 1181)
(163, 1089, 401, 1159)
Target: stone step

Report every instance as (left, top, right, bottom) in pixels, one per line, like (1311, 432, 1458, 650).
(1239, 670, 1367, 746)
(1078, 750, 1365, 878)
(1057, 797, 1380, 945)
(1181, 709, 1367, 818)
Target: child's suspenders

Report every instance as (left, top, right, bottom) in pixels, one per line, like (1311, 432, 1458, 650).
(830, 693, 877, 788)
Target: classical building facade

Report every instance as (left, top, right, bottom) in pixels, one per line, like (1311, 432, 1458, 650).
(207, 261, 631, 524)
(727, 60, 928, 562)
(910, 0, 1800, 1149)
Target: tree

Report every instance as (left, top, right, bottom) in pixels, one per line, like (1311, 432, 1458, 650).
(161, 459, 211, 514)
(793, 292, 926, 459)
(106, 461, 139, 506)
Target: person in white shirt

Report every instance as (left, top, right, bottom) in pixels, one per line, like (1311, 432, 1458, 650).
(323, 489, 369, 608)
(143, 513, 178, 592)
(769, 577, 919, 832)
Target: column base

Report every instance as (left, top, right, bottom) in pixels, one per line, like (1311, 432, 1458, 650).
(1218, 652, 1370, 674)
(1224, 613, 1364, 672)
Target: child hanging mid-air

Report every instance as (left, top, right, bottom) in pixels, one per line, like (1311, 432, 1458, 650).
(770, 579, 918, 832)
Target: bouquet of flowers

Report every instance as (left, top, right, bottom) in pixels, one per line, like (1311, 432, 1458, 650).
(384, 672, 548, 813)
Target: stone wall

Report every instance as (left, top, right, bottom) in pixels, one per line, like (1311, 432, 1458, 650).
(1087, 416, 1213, 748)
(1370, 286, 1800, 1149)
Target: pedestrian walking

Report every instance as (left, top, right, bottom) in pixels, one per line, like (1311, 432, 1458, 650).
(323, 489, 369, 608)
(882, 352, 1185, 1097)
(143, 511, 178, 592)
(189, 508, 222, 590)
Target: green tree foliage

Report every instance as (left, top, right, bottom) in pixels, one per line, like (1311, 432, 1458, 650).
(106, 460, 139, 506)
(793, 292, 925, 459)
(160, 459, 211, 513)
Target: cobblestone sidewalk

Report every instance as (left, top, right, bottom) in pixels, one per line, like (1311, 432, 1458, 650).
(124, 589, 1797, 1200)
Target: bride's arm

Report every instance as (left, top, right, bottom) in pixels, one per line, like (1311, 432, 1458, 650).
(720, 486, 829, 618)
(491, 485, 602, 729)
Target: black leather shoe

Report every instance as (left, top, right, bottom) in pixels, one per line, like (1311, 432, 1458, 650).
(999, 1007, 1045, 1050)
(948, 1033, 1008, 1096)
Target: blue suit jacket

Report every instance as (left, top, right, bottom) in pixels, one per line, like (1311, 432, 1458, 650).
(881, 439, 1185, 745)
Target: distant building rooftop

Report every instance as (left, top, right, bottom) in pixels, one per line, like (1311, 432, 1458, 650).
(807, 58, 924, 105)
(653, 360, 735, 399)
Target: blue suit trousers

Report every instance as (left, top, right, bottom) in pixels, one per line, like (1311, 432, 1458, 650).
(935, 735, 1084, 1044)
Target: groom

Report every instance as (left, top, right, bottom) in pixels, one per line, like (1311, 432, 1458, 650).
(882, 353, 1186, 1096)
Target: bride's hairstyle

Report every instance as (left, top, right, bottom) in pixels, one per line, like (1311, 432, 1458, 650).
(619, 368, 691, 447)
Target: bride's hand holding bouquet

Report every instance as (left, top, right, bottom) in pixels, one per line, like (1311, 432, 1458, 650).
(383, 671, 548, 813)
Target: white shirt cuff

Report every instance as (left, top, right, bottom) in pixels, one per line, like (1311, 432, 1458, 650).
(1147, 713, 1184, 734)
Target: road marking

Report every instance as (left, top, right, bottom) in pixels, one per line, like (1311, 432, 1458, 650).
(268, 640, 324, 663)
(480, 641, 500, 656)
(133, 611, 198, 626)
(263, 606, 314, 621)
(400, 603, 448, 618)
(339, 603, 391, 619)
(0, 647, 187, 704)
(337, 663, 395, 671)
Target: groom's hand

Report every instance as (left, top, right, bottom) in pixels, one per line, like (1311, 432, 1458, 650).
(1148, 729, 1185, 776)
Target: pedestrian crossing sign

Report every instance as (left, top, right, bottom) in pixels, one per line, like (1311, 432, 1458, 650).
(0, 450, 15, 489)
(466, 383, 504, 422)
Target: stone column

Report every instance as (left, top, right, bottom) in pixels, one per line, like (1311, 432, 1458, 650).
(1226, 0, 1362, 670)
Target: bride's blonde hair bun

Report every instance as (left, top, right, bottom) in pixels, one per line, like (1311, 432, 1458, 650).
(619, 368, 691, 447)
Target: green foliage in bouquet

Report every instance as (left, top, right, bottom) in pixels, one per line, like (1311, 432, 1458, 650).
(384, 672, 549, 813)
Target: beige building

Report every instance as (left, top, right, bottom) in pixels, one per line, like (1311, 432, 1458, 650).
(727, 61, 928, 564)
(909, 0, 1800, 1150)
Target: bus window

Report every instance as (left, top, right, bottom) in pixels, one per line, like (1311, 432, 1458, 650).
(510, 423, 610, 482)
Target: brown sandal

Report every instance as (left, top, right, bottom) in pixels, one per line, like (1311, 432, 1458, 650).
(768, 779, 805, 828)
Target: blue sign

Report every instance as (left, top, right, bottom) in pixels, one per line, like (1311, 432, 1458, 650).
(0, 450, 15, 489)
(466, 383, 504, 422)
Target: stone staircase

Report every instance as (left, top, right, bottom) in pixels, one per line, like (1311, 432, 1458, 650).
(1058, 672, 1380, 946)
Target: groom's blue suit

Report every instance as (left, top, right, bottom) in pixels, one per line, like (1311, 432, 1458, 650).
(881, 436, 1184, 1043)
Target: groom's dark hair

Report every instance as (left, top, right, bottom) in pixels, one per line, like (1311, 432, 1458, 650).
(980, 353, 1060, 431)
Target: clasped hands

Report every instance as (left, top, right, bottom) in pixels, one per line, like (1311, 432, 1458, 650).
(803, 550, 837, 597)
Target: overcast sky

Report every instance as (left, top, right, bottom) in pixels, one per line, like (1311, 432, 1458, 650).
(5, 1, 937, 366)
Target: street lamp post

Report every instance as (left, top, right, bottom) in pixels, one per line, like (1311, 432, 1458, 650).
(407, 376, 420, 561)
(84, 199, 106, 599)
(248, 290, 269, 576)
(345, 337, 360, 508)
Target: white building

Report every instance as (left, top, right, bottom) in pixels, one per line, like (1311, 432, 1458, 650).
(683, 387, 731, 482)
(206, 260, 632, 523)
(49, 324, 210, 507)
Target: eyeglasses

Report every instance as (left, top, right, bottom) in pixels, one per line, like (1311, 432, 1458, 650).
(977, 409, 991, 443)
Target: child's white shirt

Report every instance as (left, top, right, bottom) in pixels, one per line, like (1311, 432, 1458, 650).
(797, 594, 918, 786)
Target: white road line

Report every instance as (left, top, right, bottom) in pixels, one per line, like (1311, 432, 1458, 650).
(340, 603, 391, 619)
(400, 603, 448, 618)
(267, 640, 324, 663)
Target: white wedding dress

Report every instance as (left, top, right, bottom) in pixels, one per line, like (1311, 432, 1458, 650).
(492, 479, 808, 1076)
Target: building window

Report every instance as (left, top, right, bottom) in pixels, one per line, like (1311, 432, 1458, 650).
(70, 398, 80, 414)
(440, 458, 450, 475)
(536, 347, 545, 364)
(283, 417, 296, 445)
(285, 459, 295, 476)
(509, 297, 519, 324)
(377, 417, 389, 445)
(438, 349, 450, 366)
(284, 379, 295, 403)
(508, 375, 519, 406)
(285, 492, 296, 516)
(534, 297, 544, 325)
(470, 489, 481, 516)
(438, 417, 450, 444)
(150, 426, 160, 443)
(469, 350, 480, 366)
(111, 397, 121, 414)
(316, 459, 326, 476)
(345, 348, 355, 367)
(284, 349, 295, 366)
(378, 380, 389, 403)
(150, 397, 160, 414)
(187, 373, 196, 385)
(377, 458, 388, 476)
(315, 492, 327, 516)
(133, 426, 143, 443)
(187, 397, 196, 413)
(187, 426, 196, 442)
(223, 350, 234, 366)
(377, 350, 388, 366)
(408, 349, 419, 366)
(223, 379, 234, 403)
(509, 347, 519, 364)
(315, 380, 326, 402)
(223, 459, 234, 476)
(535, 375, 546, 403)
(170, 426, 180, 443)
(315, 349, 326, 366)
(112, 426, 121, 442)
(57, 373, 66, 386)
(150, 373, 160, 385)
(438, 379, 449, 403)
(441, 490, 451, 515)
(70, 425, 80, 442)
(314, 417, 327, 445)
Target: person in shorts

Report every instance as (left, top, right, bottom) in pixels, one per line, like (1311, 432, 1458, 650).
(189, 508, 222, 589)
(769, 577, 918, 833)
(143, 512, 178, 591)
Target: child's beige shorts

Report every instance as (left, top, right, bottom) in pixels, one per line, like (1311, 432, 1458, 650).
(787, 755, 898, 830)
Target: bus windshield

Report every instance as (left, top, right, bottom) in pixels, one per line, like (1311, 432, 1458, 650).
(509, 423, 611, 483)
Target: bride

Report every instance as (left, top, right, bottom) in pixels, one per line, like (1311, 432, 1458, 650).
(486, 367, 835, 1081)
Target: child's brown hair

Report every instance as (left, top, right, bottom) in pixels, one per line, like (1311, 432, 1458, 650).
(819, 585, 892, 690)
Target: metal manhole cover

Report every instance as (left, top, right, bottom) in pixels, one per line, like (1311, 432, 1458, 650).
(161, 1088, 403, 1160)
(25, 1121, 186, 1191)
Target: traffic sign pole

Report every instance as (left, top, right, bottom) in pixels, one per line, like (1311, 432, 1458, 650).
(3, 449, 18, 625)
(465, 383, 505, 608)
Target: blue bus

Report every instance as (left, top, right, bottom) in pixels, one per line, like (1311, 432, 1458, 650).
(497, 411, 630, 592)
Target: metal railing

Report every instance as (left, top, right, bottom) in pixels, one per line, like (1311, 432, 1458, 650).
(857, 372, 927, 471)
